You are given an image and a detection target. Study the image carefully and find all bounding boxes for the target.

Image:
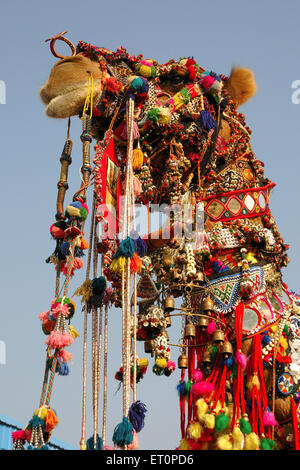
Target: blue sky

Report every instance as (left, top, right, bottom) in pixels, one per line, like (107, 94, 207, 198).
(1, 0, 300, 450)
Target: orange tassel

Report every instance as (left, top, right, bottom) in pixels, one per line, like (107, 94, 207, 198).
(130, 252, 142, 273)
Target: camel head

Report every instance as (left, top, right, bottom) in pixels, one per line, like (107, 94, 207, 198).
(40, 41, 257, 143)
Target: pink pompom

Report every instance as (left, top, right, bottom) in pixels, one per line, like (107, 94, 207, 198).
(38, 310, 50, 321)
(58, 349, 73, 363)
(60, 332, 74, 347)
(72, 257, 84, 270)
(52, 303, 70, 319)
(201, 75, 215, 90)
(167, 360, 176, 371)
(263, 411, 278, 427)
(192, 369, 203, 383)
(192, 380, 214, 397)
(207, 320, 216, 335)
(235, 350, 247, 369)
(103, 445, 115, 450)
(12, 430, 26, 442)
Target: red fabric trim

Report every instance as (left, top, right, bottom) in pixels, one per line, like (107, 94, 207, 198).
(203, 182, 276, 202)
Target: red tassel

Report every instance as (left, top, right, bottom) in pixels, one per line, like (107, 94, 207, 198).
(291, 398, 300, 450)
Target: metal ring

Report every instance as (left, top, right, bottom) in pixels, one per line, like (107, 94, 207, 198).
(45, 31, 76, 59)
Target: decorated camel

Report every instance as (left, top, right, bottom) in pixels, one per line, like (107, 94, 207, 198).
(12, 32, 300, 451)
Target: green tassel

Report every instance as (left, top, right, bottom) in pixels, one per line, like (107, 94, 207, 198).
(260, 438, 277, 450)
(86, 434, 103, 450)
(112, 417, 133, 447)
(185, 380, 193, 394)
(240, 417, 252, 435)
(147, 108, 160, 122)
(215, 412, 229, 434)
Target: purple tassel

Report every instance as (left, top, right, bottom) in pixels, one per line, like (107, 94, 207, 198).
(199, 110, 216, 130)
(128, 401, 147, 433)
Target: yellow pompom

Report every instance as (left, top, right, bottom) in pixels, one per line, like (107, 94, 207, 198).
(244, 432, 260, 450)
(155, 357, 167, 369)
(34, 406, 47, 419)
(110, 256, 127, 274)
(139, 65, 152, 78)
(204, 413, 215, 430)
(179, 438, 191, 450)
(217, 434, 233, 450)
(271, 325, 277, 333)
(132, 146, 144, 170)
(139, 358, 149, 368)
(187, 422, 202, 440)
(195, 398, 208, 422)
(232, 426, 244, 450)
(157, 108, 171, 126)
(280, 336, 288, 351)
(246, 252, 258, 264)
(69, 325, 80, 338)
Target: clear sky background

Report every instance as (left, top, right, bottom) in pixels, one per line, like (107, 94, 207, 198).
(1, 0, 300, 451)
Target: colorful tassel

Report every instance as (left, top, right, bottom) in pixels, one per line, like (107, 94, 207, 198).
(112, 417, 133, 447)
(128, 401, 147, 433)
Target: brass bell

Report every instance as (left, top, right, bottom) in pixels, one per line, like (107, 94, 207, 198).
(202, 295, 215, 312)
(221, 341, 233, 359)
(212, 329, 225, 345)
(178, 352, 189, 369)
(202, 350, 212, 366)
(195, 271, 204, 283)
(164, 313, 172, 328)
(184, 323, 196, 339)
(144, 339, 154, 354)
(198, 315, 209, 331)
(164, 296, 175, 313)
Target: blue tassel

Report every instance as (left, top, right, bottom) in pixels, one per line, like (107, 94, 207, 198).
(28, 416, 45, 430)
(86, 434, 103, 450)
(176, 380, 186, 397)
(41, 445, 49, 450)
(199, 110, 216, 131)
(113, 237, 135, 259)
(74, 247, 85, 258)
(128, 401, 147, 433)
(91, 276, 107, 296)
(262, 334, 271, 345)
(57, 361, 69, 376)
(129, 77, 149, 94)
(60, 241, 70, 256)
(112, 417, 133, 447)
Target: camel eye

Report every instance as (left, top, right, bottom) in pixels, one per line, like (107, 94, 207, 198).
(168, 74, 184, 86)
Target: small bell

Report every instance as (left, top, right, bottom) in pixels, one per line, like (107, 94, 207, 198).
(202, 350, 212, 366)
(202, 295, 215, 313)
(164, 313, 172, 328)
(198, 315, 209, 331)
(164, 296, 175, 313)
(144, 339, 154, 354)
(212, 328, 225, 345)
(184, 323, 196, 339)
(178, 352, 189, 369)
(221, 341, 233, 359)
(195, 271, 204, 283)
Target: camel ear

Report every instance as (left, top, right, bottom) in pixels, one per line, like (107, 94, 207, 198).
(224, 67, 256, 106)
